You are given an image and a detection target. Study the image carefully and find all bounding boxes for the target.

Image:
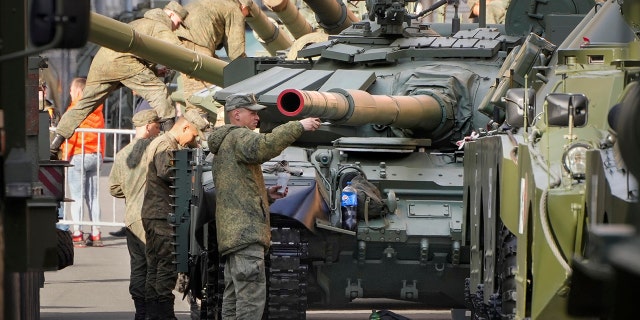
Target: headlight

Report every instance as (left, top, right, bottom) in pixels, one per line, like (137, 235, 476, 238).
(562, 143, 591, 179)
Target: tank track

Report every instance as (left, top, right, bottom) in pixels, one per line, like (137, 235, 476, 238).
(465, 224, 518, 320)
(267, 220, 310, 319)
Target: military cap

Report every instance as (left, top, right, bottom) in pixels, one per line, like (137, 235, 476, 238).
(224, 93, 267, 112)
(132, 109, 161, 127)
(183, 109, 210, 140)
(164, 1, 188, 20)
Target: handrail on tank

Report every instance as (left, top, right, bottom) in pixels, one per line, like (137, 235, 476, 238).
(89, 12, 228, 87)
(277, 88, 453, 134)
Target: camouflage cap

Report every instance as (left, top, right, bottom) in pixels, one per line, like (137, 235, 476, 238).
(183, 109, 210, 140)
(224, 93, 267, 112)
(165, 1, 188, 20)
(132, 109, 161, 127)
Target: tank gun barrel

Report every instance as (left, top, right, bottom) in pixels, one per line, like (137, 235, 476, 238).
(277, 88, 454, 134)
(244, 0, 293, 55)
(89, 12, 227, 86)
(264, 0, 314, 39)
(303, 0, 359, 35)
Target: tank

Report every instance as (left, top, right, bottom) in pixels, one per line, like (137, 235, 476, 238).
(164, 0, 597, 319)
(462, 0, 640, 319)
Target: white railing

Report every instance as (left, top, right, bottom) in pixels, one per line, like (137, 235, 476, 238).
(56, 127, 135, 228)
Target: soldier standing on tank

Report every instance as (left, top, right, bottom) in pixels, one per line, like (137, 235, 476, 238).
(175, 0, 249, 125)
(108, 109, 161, 320)
(140, 110, 209, 319)
(207, 93, 320, 319)
(49, 1, 189, 158)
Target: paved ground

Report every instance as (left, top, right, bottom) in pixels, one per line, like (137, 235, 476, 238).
(41, 163, 458, 320)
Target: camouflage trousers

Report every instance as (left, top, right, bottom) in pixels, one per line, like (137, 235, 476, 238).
(143, 218, 177, 302)
(56, 67, 174, 138)
(126, 228, 146, 301)
(221, 243, 266, 320)
(177, 39, 222, 125)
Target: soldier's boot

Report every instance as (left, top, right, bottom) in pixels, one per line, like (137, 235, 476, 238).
(157, 299, 177, 320)
(145, 300, 158, 320)
(49, 133, 65, 160)
(133, 298, 146, 320)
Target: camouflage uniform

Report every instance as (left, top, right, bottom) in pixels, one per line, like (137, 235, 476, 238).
(467, 0, 510, 24)
(207, 120, 304, 319)
(140, 131, 181, 305)
(55, 8, 181, 139)
(108, 137, 153, 302)
(176, 0, 246, 119)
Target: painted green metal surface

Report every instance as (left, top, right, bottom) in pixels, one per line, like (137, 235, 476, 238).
(464, 0, 640, 319)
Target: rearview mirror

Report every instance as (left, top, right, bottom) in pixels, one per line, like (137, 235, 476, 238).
(503, 88, 535, 128)
(30, 0, 89, 48)
(545, 93, 588, 127)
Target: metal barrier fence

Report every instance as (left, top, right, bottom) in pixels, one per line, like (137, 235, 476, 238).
(56, 127, 135, 228)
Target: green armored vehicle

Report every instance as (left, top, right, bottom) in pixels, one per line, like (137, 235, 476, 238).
(463, 0, 640, 319)
(164, 1, 597, 319)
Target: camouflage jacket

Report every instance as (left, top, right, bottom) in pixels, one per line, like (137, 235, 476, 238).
(108, 138, 154, 243)
(87, 8, 181, 83)
(207, 121, 304, 256)
(176, 0, 246, 60)
(141, 132, 181, 222)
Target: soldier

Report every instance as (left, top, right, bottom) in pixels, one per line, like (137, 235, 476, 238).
(49, 1, 188, 158)
(206, 93, 320, 319)
(467, 0, 510, 24)
(175, 0, 248, 123)
(141, 110, 209, 319)
(108, 109, 161, 320)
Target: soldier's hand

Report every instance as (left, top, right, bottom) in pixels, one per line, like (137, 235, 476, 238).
(268, 185, 288, 200)
(299, 117, 321, 131)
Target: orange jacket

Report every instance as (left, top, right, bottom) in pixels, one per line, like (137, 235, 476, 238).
(62, 100, 106, 160)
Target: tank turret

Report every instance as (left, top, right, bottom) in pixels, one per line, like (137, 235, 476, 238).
(243, 0, 293, 55)
(89, 12, 228, 86)
(263, 0, 314, 39)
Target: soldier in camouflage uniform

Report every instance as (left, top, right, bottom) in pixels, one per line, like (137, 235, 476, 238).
(175, 0, 248, 123)
(141, 109, 209, 319)
(467, 0, 510, 24)
(108, 109, 161, 320)
(207, 93, 320, 319)
(50, 1, 188, 157)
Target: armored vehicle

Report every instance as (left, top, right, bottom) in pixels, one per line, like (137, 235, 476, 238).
(162, 0, 598, 319)
(462, 0, 640, 319)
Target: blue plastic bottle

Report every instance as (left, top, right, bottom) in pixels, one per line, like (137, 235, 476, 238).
(341, 181, 358, 231)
